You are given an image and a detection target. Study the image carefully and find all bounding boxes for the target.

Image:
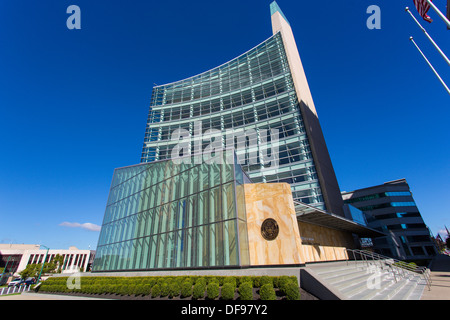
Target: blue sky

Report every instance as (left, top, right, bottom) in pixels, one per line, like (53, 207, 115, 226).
(0, 0, 449, 250)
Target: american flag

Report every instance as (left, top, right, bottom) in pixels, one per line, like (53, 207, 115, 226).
(413, 0, 433, 23)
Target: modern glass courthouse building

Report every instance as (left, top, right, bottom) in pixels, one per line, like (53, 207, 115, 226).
(140, 2, 344, 215)
(93, 2, 383, 272)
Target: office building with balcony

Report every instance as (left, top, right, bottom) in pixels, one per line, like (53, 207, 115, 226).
(342, 179, 437, 261)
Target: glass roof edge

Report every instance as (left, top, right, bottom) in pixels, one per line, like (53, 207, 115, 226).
(152, 32, 282, 89)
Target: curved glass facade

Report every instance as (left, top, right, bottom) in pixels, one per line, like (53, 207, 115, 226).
(93, 152, 250, 271)
(141, 33, 325, 210)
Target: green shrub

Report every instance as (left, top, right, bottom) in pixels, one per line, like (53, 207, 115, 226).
(41, 284, 51, 292)
(180, 281, 193, 298)
(408, 262, 418, 269)
(239, 276, 252, 287)
(190, 276, 198, 284)
(192, 281, 206, 299)
(238, 281, 253, 300)
(119, 285, 130, 296)
(217, 276, 225, 286)
(34, 275, 299, 300)
(175, 277, 186, 287)
(145, 278, 158, 287)
(160, 282, 170, 297)
(272, 276, 279, 288)
(115, 285, 123, 295)
(220, 282, 235, 300)
(206, 282, 220, 300)
(278, 276, 292, 294)
(129, 285, 137, 296)
(207, 277, 219, 285)
(196, 277, 207, 285)
(151, 284, 161, 298)
(285, 282, 300, 300)
(91, 284, 101, 294)
(143, 284, 152, 296)
(168, 282, 181, 298)
(223, 277, 236, 288)
(260, 276, 273, 288)
(102, 284, 112, 294)
(133, 284, 143, 296)
(183, 277, 194, 286)
(252, 276, 261, 288)
(259, 284, 276, 300)
(157, 277, 166, 287)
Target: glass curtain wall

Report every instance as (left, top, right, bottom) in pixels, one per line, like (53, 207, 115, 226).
(141, 32, 325, 210)
(93, 152, 249, 272)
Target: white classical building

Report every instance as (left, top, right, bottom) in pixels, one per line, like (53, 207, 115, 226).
(0, 244, 95, 276)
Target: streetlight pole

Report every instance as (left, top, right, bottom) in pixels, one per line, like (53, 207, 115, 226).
(0, 256, 11, 284)
(2, 255, 11, 274)
(36, 245, 49, 284)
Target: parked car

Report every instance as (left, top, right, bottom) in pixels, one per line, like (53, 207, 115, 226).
(7, 278, 22, 287)
(23, 277, 36, 286)
(7, 277, 35, 287)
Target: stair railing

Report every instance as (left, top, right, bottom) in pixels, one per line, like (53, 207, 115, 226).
(345, 249, 431, 291)
(358, 249, 431, 290)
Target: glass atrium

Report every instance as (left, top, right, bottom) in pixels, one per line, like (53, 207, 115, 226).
(93, 152, 250, 271)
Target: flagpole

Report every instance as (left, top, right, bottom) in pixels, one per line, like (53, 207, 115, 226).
(426, 0, 450, 28)
(409, 37, 450, 95)
(406, 7, 450, 67)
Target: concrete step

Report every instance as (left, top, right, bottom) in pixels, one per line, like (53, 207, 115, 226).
(303, 260, 428, 300)
(333, 272, 374, 292)
(370, 278, 411, 300)
(319, 268, 368, 284)
(407, 281, 427, 300)
(343, 273, 395, 300)
(312, 265, 361, 277)
(389, 280, 419, 300)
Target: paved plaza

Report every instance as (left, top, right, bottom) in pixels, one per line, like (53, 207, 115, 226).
(421, 254, 450, 300)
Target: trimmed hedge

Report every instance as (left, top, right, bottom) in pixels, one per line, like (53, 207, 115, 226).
(36, 275, 300, 300)
(259, 284, 276, 300)
(285, 282, 300, 300)
(238, 281, 253, 300)
(192, 280, 206, 299)
(206, 282, 220, 300)
(220, 282, 236, 300)
(180, 281, 193, 298)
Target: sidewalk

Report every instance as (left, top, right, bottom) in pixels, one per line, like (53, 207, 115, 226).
(421, 254, 450, 300)
(0, 291, 113, 300)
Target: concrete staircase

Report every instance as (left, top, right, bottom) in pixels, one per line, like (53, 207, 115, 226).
(303, 261, 427, 300)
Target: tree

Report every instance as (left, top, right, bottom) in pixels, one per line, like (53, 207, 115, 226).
(53, 254, 64, 273)
(18, 262, 57, 279)
(446, 237, 450, 250)
(19, 264, 40, 279)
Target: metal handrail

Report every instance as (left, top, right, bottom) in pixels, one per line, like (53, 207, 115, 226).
(359, 250, 430, 277)
(346, 249, 431, 291)
(346, 249, 399, 282)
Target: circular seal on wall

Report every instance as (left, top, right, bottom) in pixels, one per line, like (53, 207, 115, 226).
(261, 218, 279, 241)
